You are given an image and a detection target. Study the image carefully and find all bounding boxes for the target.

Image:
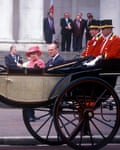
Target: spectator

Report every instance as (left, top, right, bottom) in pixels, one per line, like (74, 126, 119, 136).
(43, 11, 55, 44)
(76, 12, 86, 51)
(60, 12, 73, 51)
(72, 14, 86, 52)
(46, 43, 64, 68)
(85, 13, 95, 43)
(5, 45, 23, 69)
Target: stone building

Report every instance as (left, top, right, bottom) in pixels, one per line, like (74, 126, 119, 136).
(0, 0, 120, 51)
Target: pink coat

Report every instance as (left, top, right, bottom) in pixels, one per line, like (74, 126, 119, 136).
(27, 59, 45, 68)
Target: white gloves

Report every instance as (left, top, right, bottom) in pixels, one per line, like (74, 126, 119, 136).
(83, 55, 103, 67)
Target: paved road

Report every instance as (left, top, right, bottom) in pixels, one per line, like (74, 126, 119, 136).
(0, 107, 120, 150)
(0, 107, 120, 136)
(0, 144, 120, 150)
(0, 145, 73, 150)
(0, 108, 30, 137)
(0, 107, 120, 137)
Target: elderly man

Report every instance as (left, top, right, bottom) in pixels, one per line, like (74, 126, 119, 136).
(60, 12, 73, 51)
(81, 20, 103, 57)
(5, 45, 23, 69)
(46, 43, 64, 68)
(99, 19, 120, 59)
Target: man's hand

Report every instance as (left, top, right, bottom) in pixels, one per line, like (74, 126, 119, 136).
(17, 62, 23, 68)
(83, 55, 103, 67)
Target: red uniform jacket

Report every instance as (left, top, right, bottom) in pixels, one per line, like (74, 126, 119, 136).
(99, 34, 120, 59)
(82, 33, 120, 59)
(81, 33, 104, 57)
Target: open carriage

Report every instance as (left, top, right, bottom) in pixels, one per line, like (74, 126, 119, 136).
(0, 57, 120, 150)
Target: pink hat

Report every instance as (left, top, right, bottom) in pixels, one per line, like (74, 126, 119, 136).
(26, 46, 42, 57)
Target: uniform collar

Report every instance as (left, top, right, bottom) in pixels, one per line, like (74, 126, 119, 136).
(103, 32, 113, 40)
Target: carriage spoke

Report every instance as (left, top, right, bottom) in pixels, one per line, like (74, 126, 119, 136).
(23, 106, 63, 145)
(90, 119, 105, 138)
(35, 115, 51, 133)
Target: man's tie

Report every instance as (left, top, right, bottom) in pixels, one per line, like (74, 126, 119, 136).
(49, 18, 53, 29)
(76, 20, 80, 28)
(13, 55, 17, 63)
(48, 58, 54, 67)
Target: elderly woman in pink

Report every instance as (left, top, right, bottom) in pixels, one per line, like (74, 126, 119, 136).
(23, 46, 45, 68)
(23, 46, 45, 121)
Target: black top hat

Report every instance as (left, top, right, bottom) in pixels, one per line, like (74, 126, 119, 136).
(89, 20, 100, 29)
(100, 19, 114, 28)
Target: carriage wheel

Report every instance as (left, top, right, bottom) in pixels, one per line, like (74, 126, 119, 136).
(54, 76, 120, 150)
(23, 103, 63, 145)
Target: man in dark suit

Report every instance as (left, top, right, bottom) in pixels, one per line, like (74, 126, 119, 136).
(73, 12, 86, 52)
(5, 45, 23, 69)
(72, 14, 86, 52)
(43, 11, 55, 44)
(60, 12, 73, 51)
(46, 43, 64, 68)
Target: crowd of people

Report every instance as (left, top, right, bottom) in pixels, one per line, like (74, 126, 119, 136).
(43, 11, 95, 52)
(5, 11, 120, 70)
(43, 10, 120, 58)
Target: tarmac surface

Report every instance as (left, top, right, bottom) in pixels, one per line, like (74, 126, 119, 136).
(0, 105, 120, 146)
(0, 108, 37, 145)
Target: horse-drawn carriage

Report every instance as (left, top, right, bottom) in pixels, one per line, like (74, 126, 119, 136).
(0, 57, 120, 150)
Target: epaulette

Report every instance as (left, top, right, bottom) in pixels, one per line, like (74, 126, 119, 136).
(109, 33, 114, 40)
(96, 33, 102, 40)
